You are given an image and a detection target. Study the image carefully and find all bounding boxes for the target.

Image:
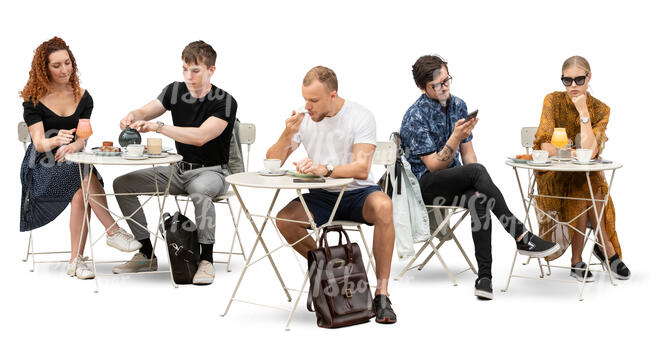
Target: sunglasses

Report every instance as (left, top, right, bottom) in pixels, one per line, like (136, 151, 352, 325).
(561, 73, 589, 87)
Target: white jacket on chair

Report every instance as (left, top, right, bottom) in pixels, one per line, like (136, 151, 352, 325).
(388, 156, 431, 260)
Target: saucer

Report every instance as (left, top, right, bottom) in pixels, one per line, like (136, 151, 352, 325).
(147, 152, 169, 158)
(572, 158, 596, 165)
(122, 154, 149, 160)
(550, 156, 572, 162)
(258, 169, 287, 176)
(527, 160, 552, 167)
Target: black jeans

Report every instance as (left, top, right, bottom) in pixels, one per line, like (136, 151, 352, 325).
(419, 163, 527, 279)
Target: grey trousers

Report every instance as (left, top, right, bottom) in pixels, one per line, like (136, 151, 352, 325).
(113, 164, 229, 244)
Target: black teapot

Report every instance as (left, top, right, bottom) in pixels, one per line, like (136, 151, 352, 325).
(118, 126, 142, 147)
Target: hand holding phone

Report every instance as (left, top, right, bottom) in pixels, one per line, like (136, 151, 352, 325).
(466, 109, 478, 121)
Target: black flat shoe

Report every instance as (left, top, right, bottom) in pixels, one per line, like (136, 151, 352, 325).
(593, 247, 630, 280)
(474, 277, 493, 300)
(516, 233, 560, 258)
(373, 295, 397, 324)
(570, 261, 594, 282)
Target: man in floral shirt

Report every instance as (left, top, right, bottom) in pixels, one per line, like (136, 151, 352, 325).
(400, 55, 559, 300)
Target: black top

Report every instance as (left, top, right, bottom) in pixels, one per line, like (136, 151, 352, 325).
(23, 90, 93, 138)
(157, 82, 237, 166)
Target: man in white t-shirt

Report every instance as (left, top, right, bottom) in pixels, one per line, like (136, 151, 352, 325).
(266, 66, 396, 324)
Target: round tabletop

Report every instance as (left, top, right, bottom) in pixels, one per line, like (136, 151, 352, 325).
(226, 171, 354, 189)
(505, 159, 622, 172)
(66, 152, 183, 165)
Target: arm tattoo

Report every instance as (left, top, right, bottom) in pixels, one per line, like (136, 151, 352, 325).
(435, 145, 454, 161)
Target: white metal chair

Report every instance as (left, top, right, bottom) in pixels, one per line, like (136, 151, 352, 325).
(18, 121, 72, 271)
(394, 206, 476, 285)
(393, 132, 477, 286)
(174, 122, 256, 272)
(320, 141, 398, 278)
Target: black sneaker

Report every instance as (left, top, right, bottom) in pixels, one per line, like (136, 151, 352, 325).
(516, 233, 560, 258)
(373, 295, 396, 324)
(474, 277, 493, 300)
(593, 247, 630, 280)
(570, 261, 594, 282)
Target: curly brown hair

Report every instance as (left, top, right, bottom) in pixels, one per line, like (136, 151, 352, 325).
(19, 36, 81, 105)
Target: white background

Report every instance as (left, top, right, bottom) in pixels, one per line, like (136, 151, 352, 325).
(2, 0, 648, 346)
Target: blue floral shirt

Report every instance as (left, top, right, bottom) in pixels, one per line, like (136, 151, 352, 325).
(400, 94, 473, 180)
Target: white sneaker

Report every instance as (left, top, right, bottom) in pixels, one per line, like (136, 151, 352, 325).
(112, 253, 158, 274)
(66, 256, 95, 279)
(193, 260, 215, 285)
(106, 227, 142, 252)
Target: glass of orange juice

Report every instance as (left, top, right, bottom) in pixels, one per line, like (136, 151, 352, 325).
(551, 128, 569, 158)
(76, 119, 93, 149)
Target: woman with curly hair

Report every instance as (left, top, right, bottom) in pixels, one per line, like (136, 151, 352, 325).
(19, 37, 141, 279)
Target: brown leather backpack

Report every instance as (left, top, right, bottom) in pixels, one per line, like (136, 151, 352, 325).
(307, 225, 375, 328)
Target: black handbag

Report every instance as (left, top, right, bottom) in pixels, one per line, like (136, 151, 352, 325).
(162, 212, 200, 284)
(307, 225, 375, 328)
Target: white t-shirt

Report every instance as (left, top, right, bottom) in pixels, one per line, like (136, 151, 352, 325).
(293, 99, 377, 192)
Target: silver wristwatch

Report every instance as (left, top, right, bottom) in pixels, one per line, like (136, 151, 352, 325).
(325, 164, 334, 177)
(580, 116, 590, 124)
(156, 121, 164, 133)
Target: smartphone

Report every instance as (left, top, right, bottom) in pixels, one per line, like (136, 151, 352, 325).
(466, 109, 479, 121)
(293, 178, 325, 183)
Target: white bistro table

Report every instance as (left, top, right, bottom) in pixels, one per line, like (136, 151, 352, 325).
(501, 159, 623, 300)
(220, 171, 353, 330)
(66, 152, 183, 292)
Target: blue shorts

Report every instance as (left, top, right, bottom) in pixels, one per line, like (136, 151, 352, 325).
(292, 185, 382, 227)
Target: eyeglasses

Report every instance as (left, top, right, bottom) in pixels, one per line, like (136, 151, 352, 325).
(428, 76, 452, 91)
(561, 73, 589, 87)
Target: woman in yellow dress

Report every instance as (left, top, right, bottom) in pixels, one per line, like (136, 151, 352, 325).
(533, 56, 630, 281)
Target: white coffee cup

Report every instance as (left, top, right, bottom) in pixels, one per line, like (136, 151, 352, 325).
(126, 144, 145, 157)
(264, 159, 281, 172)
(575, 148, 593, 163)
(532, 150, 549, 163)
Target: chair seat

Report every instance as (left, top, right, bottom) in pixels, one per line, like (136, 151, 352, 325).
(329, 220, 363, 227)
(213, 190, 235, 202)
(169, 190, 235, 202)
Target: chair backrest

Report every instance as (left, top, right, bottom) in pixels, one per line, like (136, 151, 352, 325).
(18, 121, 31, 152)
(521, 127, 538, 153)
(238, 122, 256, 171)
(239, 123, 256, 146)
(373, 141, 397, 166)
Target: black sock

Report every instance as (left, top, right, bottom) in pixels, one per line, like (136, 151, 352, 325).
(200, 243, 213, 262)
(139, 238, 153, 259)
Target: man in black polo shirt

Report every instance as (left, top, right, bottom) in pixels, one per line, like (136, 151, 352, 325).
(112, 41, 237, 285)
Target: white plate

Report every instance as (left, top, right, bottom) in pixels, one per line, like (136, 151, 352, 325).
(92, 149, 122, 156)
(258, 170, 287, 176)
(507, 156, 528, 164)
(122, 154, 149, 160)
(527, 160, 552, 167)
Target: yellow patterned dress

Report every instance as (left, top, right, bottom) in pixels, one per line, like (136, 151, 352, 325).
(532, 91, 621, 261)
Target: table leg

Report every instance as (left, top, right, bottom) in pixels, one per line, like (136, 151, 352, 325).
(285, 186, 346, 331)
(578, 170, 617, 301)
(150, 164, 178, 288)
(76, 163, 100, 293)
(222, 186, 290, 318)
